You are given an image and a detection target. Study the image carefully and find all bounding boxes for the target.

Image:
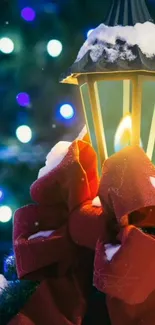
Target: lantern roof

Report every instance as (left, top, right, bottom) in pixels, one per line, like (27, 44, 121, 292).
(60, 0, 155, 85)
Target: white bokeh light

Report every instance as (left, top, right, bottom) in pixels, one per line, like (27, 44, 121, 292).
(0, 205, 12, 223)
(47, 39, 62, 57)
(16, 125, 32, 143)
(60, 104, 74, 119)
(0, 37, 14, 54)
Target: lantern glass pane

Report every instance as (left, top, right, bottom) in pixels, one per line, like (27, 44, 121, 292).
(141, 80, 155, 162)
(80, 83, 100, 160)
(96, 80, 132, 156)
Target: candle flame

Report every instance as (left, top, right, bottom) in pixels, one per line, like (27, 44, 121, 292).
(114, 115, 132, 152)
(114, 114, 142, 152)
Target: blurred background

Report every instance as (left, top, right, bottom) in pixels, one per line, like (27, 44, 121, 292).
(0, 0, 155, 272)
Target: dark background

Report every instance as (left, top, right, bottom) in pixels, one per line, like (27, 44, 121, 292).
(0, 0, 155, 272)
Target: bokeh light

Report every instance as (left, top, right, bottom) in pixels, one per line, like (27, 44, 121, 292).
(0, 190, 4, 201)
(16, 92, 30, 107)
(0, 188, 4, 202)
(47, 39, 62, 57)
(0, 206, 12, 223)
(87, 29, 94, 37)
(59, 104, 74, 119)
(21, 7, 36, 22)
(0, 37, 14, 54)
(16, 125, 32, 143)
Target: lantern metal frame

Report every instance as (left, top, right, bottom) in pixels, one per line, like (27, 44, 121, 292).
(69, 71, 155, 168)
(60, 0, 155, 168)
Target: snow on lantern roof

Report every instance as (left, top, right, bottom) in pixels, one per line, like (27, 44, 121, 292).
(60, 22, 155, 85)
(77, 22, 155, 61)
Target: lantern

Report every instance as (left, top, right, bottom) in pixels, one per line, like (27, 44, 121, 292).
(61, 0, 155, 172)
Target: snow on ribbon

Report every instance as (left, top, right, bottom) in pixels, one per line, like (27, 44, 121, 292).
(0, 275, 8, 293)
(150, 176, 155, 188)
(105, 244, 121, 261)
(38, 141, 71, 179)
(77, 125, 87, 140)
(92, 196, 102, 207)
(28, 230, 55, 240)
(38, 125, 89, 179)
(76, 22, 155, 63)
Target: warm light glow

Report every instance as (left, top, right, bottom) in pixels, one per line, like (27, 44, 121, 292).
(146, 106, 155, 160)
(0, 205, 12, 223)
(114, 115, 132, 152)
(114, 114, 142, 152)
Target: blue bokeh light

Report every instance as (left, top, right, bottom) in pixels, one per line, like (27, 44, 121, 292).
(59, 104, 74, 119)
(21, 7, 36, 22)
(0, 189, 4, 201)
(16, 92, 30, 107)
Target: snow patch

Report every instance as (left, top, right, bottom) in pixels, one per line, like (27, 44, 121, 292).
(76, 22, 155, 63)
(0, 275, 8, 293)
(77, 125, 87, 140)
(150, 176, 155, 188)
(105, 244, 121, 261)
(28, 230, 55, 240)
(92, 196, 102, 207)
(38, 141, 71, 179)
(90, 43, 105, 62)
